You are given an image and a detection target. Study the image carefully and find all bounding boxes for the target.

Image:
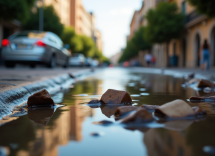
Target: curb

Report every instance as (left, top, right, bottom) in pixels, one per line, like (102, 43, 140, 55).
(0, 69, 94, 119)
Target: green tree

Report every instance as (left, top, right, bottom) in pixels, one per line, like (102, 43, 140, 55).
(79, 35, 95, 57)
(119, 26, 151, 63)
(145, 2, 184, 44)
(23, 5, 64, 36)
(61, 27, 83, 53)
(187, 0, 215, 18)
(145, 2, 184, 65)
(0, 0, 35, 23)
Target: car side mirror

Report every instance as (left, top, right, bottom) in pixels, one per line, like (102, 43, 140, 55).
(64, 44, 70, 49)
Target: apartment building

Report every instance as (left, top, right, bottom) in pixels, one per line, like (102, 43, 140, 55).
(43, 0, 71, 26)
(127, 0, 215, 68)
(165, 0, 215, 68)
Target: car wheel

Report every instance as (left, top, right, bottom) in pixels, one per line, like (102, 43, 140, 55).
(30, 64, 36, 68)
(63, 57, 69, 68)
(47, 55, 56, 68)
(5, 62, 15, 68)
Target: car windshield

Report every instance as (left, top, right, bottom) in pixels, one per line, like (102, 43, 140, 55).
(11, 32, 46, 39)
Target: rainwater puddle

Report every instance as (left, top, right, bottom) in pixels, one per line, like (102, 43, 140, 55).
(1, 68, 215, 156)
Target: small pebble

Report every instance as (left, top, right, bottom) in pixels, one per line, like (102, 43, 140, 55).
(90, 132, 104, 137)
(130, 94, 140, 97)
(140, 93, 150, 96)
(203, 146, 215, 155)
(91, 133, 100, 137)
(204, 87, 212, 93)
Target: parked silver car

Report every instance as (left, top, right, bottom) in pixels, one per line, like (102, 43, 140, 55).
(1, 31, 71, 68)
(69, 53, 85, 67)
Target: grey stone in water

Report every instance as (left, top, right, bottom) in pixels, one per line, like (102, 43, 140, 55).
(88, 99, 100, 104)
(203, 146, 215, 155)
(204, 87, 212, 93)
(90, 132, 100, 137)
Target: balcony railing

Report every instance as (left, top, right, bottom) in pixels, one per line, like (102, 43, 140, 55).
(185, 10, 204, 24)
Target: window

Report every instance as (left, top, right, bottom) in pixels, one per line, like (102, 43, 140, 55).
(181, 1, 186, 15)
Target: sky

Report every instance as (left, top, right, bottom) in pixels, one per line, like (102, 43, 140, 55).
(82, 0, 143, 58)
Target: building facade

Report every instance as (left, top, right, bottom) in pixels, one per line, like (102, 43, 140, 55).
(165, 0, 215, 68)
(127, 0, 215, 68)
(44, 0, 71, 26)
(70, 0, 103, 52)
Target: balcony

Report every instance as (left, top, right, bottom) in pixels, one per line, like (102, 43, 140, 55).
(185, 10, 206, 28)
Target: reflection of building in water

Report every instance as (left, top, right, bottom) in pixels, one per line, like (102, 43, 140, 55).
(69, 100, 94, 141)
(15, 104, 94, 156)
(144, 128, 192, 156)
(149, 75, 196, 98)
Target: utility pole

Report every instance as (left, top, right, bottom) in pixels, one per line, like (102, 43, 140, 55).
(39, 0, 43, 31)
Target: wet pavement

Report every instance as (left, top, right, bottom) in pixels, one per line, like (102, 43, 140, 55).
(0, 68, 215, 156)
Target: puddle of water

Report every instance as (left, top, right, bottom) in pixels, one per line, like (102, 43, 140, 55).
(1, 68, 215, 156)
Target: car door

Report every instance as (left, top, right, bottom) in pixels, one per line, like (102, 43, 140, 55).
(52, 34, 67, 65)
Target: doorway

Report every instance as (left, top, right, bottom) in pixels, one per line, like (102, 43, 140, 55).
(195, 34, 201, 67)
(211, 27, 215, 66)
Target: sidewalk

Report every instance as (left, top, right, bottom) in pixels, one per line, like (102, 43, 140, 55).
(0, 67, 97, 119)
(130, 67, 215, 80)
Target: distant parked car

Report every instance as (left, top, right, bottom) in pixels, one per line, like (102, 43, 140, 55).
(1, 31, 71, 68)
(69, 53, 85, 67)
(91, 59, 99, 67)
(85, 57, 93, 67)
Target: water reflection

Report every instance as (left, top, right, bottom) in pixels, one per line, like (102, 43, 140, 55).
(1, 68, 215, 156)
(28, 108, 55, 126)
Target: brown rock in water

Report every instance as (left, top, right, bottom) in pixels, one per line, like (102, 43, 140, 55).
(189, 96, 215, 102)
(120, 108, 153, 123)
(28, 108, 54, 125)
(100, 89, 132, 104)
(189, 96, 205, 101)
(154, 100, 195, 118)
(197, 79, 215, 88)
(27, 89, 54, 107)
(114, 106, 139, 117)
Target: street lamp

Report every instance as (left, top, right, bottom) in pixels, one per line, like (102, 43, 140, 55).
(38, 0, 43, 31)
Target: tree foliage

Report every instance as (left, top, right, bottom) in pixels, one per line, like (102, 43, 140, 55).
(187, 0, 215, 18)
(145, 2, 185, 44)
(0, 0, 35, 23)
(78, 35, 95, 57)
(61, 27, 83, 53)
(119, 26, 151, 63)
(23, 5, 64, 36)
(61, 27, 109, 63)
